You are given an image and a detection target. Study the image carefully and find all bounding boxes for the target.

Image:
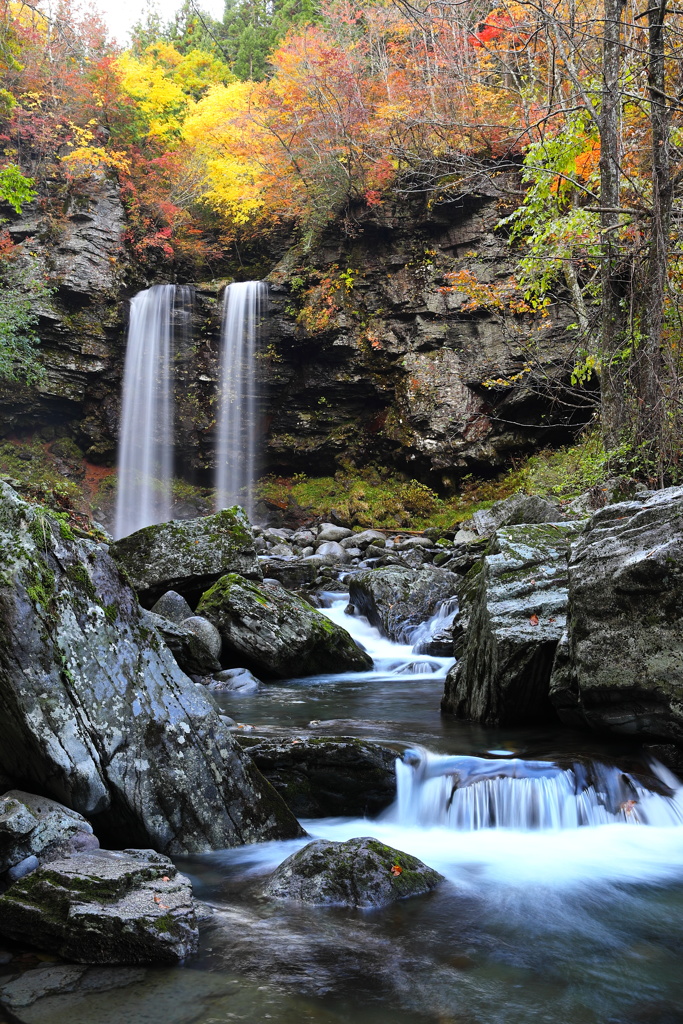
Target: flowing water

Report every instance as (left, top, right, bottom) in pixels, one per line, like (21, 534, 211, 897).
(114, 285, 193, 539)
(215, 281, 266, 518)
(5, 598, 683, 1024)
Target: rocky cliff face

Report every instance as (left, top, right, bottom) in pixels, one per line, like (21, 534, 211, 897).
(0, 182, 590, 497)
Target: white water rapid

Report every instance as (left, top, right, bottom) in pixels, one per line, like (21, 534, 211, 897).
(114, 284, 192, 539)
(215, 281, 266, 518)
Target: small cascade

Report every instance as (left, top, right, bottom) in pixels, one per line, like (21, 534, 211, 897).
(215, 281, 267, 518)
(410, 596, 459, 655)
(392, 749, 683, 829)
(114, 285, 192, 540)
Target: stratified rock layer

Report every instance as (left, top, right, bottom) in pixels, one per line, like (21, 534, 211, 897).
(442, 522, 580, 726)
(0, 850, 198, 963)
(549, 488, 683, 740)
(263, 837, 444, 907)
(197, 574, 372, 678)
(0, 483, 302, 853)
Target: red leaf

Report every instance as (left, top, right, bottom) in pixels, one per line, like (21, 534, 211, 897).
(529, 614, 539, 626)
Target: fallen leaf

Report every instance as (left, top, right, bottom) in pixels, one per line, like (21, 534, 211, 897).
(529, 614, 539, 626)
(161, 876, 170, 882)
(620, 800, 638, 815)
(153, 895, 170, 909)
(390, 864, 403, 876)
(548, 617, 556, 623)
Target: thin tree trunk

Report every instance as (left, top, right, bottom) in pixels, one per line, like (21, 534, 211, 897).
(599, 0, 628, 447)
(638, 0, 671, 478)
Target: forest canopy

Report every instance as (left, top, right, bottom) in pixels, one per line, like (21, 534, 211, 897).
(1, 0, 683, 480)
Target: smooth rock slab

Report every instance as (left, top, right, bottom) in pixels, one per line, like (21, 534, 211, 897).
(0, 850, 198, 963)
(263, 837, 444, 907)
(109, 507, 261, 605)
(197, 574, 372, 679)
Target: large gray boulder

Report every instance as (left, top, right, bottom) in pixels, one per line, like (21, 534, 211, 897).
(442, 522, 581, 726)
(0, 850, 198, 963)
(470, 492, 563, 538)
(263, 837, 443, 907)
(0, 483, 302, 853)
(349, 565, 459, 643)
(0, 791, 97, 877)
(238, 737, 398, 817)
(196, 574, 372, 678)
(549, 488, 683, 741)
(109, 507, 261, 605)
(141, 610, 220, 676)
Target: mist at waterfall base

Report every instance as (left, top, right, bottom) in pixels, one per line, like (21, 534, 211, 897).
(114, 281, 265, 540)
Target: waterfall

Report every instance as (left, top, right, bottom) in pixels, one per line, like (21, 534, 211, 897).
(114, 284, 192, 540)
(392, 749, 683, 829)
(215, 281, 266, 519)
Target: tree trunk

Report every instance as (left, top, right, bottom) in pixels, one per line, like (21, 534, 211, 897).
(599, 0, 628, 447)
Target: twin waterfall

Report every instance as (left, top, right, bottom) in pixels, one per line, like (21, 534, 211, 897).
(114, 281, 265, 540)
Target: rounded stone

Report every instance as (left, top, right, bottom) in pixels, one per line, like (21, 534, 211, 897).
(7, 855, 39, 883)
(150, 591, 194, 624)
(180, 616, 222, 660)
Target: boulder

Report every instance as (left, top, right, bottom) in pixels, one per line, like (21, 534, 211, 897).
(470, 492, 563, 538)
(315, 541, 349, 563)
(149, 591, 193, 624)
(349, 565, 459, 643)
(442, 522, 581, 726)
(180, 616, 222, 660)
(549, 488, 683, 741)
(0, 483, 302, 854)
(261, 558, 319, 590)
(238, 737, 398, 817)
(141, 611, 220, 676)
(109, 507, 261, 605)
(208, 667, 262, 693)
(316, 524, 353, 544)
(196, 575, 372, 679)
(0, 791, 98, 877)
(263, 837, 444, 907)
(0, 850, 198, 963)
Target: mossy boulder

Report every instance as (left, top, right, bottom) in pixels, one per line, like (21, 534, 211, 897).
(196, 574, 372, 679)
(549, 488, 683, 740)
(442, 522, 582, 726)
(0, 482, 302, 854)
(349, 565, 459, 643)
(109, 507, 261, 606)
(0, 850, 198, 963)
(263, 837, 444, 907)
(0, 791, 97, 876)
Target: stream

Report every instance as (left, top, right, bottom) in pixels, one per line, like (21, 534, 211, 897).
(6, 597, 683, 1024)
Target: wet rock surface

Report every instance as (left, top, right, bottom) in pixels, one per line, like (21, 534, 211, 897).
(110, 507, 261, 605)
(442, 522, 581, 727)
(263, 837, 444, 907)
(549, 488, 683, 741)
(0, 850, 198, 963)
(197, 574, 372, 678)
(0, 483, 302, 854)
(0, 791, 97, 878)
(238, 736, 398, 817)
(349, 565, 459, 643)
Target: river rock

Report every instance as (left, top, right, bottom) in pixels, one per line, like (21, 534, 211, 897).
(470, 492, 563, 538)
(549, 488, 683, 741)
(238, 737, 397, 817)
(315, 541, 349, 563)
(109, 507, 261, 605)
(349, 565, 459, 643)
(316, 524, 353, 544)
(0, 791, 97, 877)
(141, 610, 221, 676)
(180, 616, 222, 660)
(0, 483, 302, 853)
(196, 574, 372, 678)
(150, 591, 194, 624)
(208, 667, 262, 693)
(0, 850, 198, 963)
(441, 522, 581, 726)
(263, 837, 444, 907)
